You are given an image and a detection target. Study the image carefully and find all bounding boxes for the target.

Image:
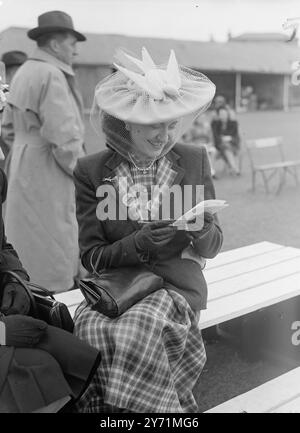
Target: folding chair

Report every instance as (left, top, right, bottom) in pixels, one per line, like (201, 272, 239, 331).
(246, 137, 300, 193)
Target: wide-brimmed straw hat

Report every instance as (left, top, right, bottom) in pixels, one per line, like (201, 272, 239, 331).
(27, 10, 86, 42)
(93, 47, 215, 125)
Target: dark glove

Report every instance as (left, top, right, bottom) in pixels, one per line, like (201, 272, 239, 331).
(0, 282, 31, 315)
(135, 220, 177, 255)
(185, 212, 214, 241)
(1, 314, 48, 347)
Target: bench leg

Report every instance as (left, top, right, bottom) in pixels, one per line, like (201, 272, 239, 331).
(276, 168, 286, 194)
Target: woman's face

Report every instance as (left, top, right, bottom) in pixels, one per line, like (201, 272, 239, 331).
(126, 119, 180, 160)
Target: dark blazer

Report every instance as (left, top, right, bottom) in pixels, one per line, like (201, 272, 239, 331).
(74, 144, 223, 311)
(0, 168, 28, 284)
(0, 328, 102, 413)
(211, 119, 240, 152)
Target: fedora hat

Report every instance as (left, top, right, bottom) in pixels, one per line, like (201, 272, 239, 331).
(27, 10, 86, 42)
(1, 51, 27, 67)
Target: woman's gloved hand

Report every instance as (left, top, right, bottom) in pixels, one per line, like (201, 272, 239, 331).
(185, 212, 214, 241)
(1, 314, 48, 347)
(135, 220, 177, 255)
(0, 282, 31, 315)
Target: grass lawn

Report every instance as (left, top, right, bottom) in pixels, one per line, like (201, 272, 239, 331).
(84, 109, 300, 412)
(196, 110, 300, 412)
(214, 109, 300, 253)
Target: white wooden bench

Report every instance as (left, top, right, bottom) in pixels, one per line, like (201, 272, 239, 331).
(205, 366, 300, 413)
(55, 241, 300, 330)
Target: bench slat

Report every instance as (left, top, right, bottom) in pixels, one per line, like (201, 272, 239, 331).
(199, 272, 300, 329)
(207, 256, 300, 301)
(206, 366, 300, 413)
(55, 289, 84, 307)
(205, 241, 282, 270)
(204, 246, 300, 284)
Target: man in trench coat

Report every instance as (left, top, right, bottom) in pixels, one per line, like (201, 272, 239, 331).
(1, 11, 86, 292)
(0, 62, 101, 413)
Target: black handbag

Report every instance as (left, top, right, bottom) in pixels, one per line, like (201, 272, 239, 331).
(79, 265, 164, 318)
(0, 270, 74, 333)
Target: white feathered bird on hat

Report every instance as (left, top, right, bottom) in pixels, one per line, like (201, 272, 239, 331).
(114, 47, 182, 100)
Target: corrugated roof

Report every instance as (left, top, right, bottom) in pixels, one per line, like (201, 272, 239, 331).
(0, 26, 299, 74)
(229, 32, 292, 42)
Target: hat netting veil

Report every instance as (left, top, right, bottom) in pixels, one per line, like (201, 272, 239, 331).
(90, 48, 216, 168)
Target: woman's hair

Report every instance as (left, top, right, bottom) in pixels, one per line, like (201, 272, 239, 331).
(101, 112, 133, 152)
(101, 113, 129, 139)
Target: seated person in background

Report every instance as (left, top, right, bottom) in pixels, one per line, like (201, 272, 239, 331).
(190, 114, 217, 179)
(0, 162, 71, 412)
(210, 94, 236, 120)
(0, 164, 101, 413)
(211, 107, 241, 176)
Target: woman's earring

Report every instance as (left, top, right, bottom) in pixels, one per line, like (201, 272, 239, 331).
(125, 123, 130, 131)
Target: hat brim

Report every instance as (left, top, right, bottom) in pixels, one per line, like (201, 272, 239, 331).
(27, 26, 86, 42)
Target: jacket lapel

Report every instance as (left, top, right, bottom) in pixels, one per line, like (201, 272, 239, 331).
(165, 148, 185, 186)
(101, 152, 140, 229)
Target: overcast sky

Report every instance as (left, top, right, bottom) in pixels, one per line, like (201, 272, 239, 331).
(0, 0, 299, 41)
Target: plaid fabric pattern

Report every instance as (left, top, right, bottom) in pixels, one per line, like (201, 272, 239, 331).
(114, 156, 177, 191)
(73, 289, 206, 413)
(113, 161, 134, 195)
(130, 162, 157, 187)
(156, 156, 177, 187)
(113, 157, 177, 221)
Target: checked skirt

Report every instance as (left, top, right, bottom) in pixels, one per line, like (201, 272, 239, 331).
(73, 288, 206, 413)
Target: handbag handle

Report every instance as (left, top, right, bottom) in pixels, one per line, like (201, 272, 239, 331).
(0, 270, 38, 317)
(90, 246, 105, 277)
(26, 281, 55, 299)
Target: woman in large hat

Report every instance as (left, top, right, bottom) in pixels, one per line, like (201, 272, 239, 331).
(73, 48, 223, 412)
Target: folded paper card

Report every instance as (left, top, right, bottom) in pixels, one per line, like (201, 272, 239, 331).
(173, 199, 228, 231)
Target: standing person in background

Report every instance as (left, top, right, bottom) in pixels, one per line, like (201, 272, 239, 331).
(0, 51, 27, 167)
(1, 11, 86, 293)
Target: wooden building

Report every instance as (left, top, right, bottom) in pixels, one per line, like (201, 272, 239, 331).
(1, 27, 300, 152)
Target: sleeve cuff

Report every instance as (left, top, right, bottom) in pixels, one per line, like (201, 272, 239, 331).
(0, 319, 6, 345)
